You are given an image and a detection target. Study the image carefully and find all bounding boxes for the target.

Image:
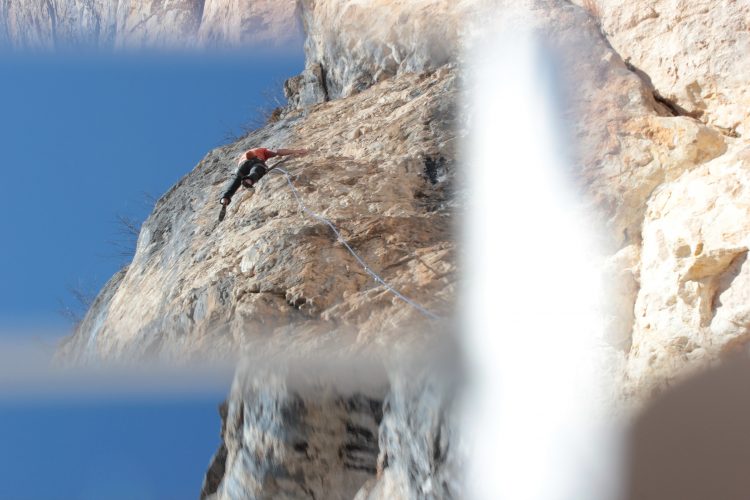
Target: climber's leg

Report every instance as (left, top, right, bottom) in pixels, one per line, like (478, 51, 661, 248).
(221, 160, 257, 203)
(241, 164, 268, 188)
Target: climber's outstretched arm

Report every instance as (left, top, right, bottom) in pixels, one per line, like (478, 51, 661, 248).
(274, 148, 310, 157)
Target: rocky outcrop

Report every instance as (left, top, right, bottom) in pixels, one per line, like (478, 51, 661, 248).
(577, 0, 750, 137)
(358, 351, 463, 500)
(0, 0, 300, 49)
(202, 359, 387, 500)
(296, 0, 472, 101)
(625, 144, 750, 396)
(562, 0, 750, 398)
(199, 347, 462, 500)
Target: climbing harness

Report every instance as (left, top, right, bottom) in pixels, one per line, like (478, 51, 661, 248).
(269, 164, 442, 322)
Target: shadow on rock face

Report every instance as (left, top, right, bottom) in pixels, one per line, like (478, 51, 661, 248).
(626, 356, 750, 500)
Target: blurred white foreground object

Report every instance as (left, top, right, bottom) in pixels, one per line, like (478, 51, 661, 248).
(462, 27, 622, 500)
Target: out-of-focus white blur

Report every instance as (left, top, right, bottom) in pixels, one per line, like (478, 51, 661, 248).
(462, 26, 622, 500)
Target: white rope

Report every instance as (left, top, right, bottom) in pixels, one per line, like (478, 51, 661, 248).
(269, 166, 442, 321)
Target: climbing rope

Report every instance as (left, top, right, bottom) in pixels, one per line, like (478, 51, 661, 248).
(268, 165, 442, 321)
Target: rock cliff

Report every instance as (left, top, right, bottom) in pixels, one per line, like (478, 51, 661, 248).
(567, 0, 750, 398)
(0, 0, 300, 49)
(52, 0, 750, 497)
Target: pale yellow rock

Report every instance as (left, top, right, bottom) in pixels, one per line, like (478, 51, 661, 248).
(559, 0, 750, 401)
(582, 114, 726, 246)
(626, 145, 750, 397)
(353, 470, 409, 500)
(577, 0, 750, 136)
(603, 244, 641, 351)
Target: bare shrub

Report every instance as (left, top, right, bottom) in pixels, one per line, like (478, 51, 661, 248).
(107, 214, 140, 259)
(57, 283, 95, 326)
(224, 79, 288, 142)
(105, 192, 156, 262)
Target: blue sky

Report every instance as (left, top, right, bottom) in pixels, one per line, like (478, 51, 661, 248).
(0, 49, 304, 499)
(0, 394, 226, 500)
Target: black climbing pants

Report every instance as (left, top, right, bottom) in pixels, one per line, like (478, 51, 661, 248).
(221, 159, 268, 201)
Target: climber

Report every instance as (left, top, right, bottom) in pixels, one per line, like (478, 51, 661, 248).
(219, 147, 310, 207)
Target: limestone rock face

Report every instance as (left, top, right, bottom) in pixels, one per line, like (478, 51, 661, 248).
(0, 0, 300, 49)
(202, 361, 386, 500)
(360, 355, 463, 500)
(586, 0, 750, 136)
(626, 145, 750, 396)
(296, 0, 473, 101)
(559, 0, 750, 399)
(284, 63, 329, 108)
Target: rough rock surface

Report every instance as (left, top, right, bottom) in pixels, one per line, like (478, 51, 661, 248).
(296, 0, 474, 101)
(357, 352, 463, 500)
(563, 0, 750, 399)
(625, 144, 750, 396)
(577, 0, 750, 136)
(50, 0, 750, 496)
(198, 348, 462, 500)
(201, 360, 387, 500)
(0, 0, 300, 49)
